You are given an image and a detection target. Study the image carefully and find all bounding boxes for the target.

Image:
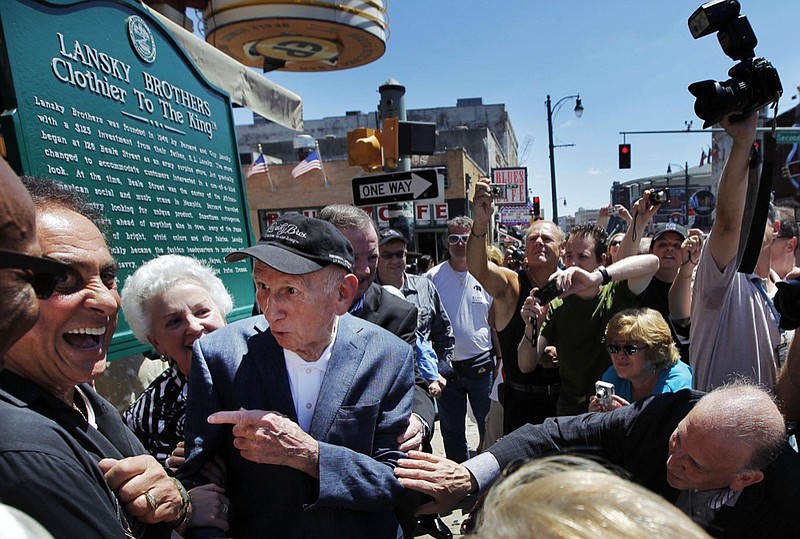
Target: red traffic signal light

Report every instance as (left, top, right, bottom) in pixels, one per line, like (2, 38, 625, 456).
(531, 196, 542, 221)
(619, 144, 631, 169)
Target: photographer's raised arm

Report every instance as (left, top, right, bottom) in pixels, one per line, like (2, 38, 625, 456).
(616, 191, 660, 260)
(706, 113, 758, 271)
(777, 336, 800, 422)
(468, 178, 520, 331)
(669, 232, 703, 322)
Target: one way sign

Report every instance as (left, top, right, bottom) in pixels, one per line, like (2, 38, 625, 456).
(352, 168, 441, 206)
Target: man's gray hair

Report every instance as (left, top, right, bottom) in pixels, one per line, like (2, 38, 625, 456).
(447, 216, 473, 233)
(318, 204, 376, 234)
(22, 176, 110, 242)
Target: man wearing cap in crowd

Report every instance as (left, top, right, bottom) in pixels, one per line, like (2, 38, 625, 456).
(615, 191, 703, 362)
(179, 214, 415, 538)
(376, 227, 456, 539)
(376, 227, 455, 400)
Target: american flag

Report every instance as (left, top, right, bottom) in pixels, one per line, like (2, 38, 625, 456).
(291, 150, 322, 179)
(246, 153, 269, 178)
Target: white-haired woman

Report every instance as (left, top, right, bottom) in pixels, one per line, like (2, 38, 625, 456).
(121, 254, 232, 465)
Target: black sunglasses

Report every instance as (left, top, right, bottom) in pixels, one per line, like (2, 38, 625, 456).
(0, 250, 69, 299)
(606, 343, 648, 356)
(380, 250, 406, 260)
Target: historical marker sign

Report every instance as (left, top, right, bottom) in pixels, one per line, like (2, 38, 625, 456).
(352, 168, 441, 206)
(0, 0, 256, 358)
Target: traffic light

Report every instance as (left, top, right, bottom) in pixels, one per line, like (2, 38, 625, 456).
(347, 127, 383, 172)
(348, 119, 437, 172)
(751, 139, 762, 167)
(619, 144, 631, 169)
(532, 196, 541, 221)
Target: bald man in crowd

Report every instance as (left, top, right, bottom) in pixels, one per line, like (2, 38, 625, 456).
(397, 383, 800, 537)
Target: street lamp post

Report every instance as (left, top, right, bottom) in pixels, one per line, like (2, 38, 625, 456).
(666, 162, 690, 225)
(546, 94, 584, 226)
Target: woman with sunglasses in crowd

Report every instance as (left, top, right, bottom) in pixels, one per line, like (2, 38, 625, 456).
(588, 307, 692, 412)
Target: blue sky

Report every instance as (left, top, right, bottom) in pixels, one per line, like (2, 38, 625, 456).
(222, 1, 799, 218)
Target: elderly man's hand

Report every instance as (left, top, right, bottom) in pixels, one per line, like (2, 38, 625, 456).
(98, 455, 185, 525)
(398, 412, 425, 452)
(395, 451, 476, 515)
(208, 409, 320, 478)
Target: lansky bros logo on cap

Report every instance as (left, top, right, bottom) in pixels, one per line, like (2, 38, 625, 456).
(226, 214, 354, 275)
(264, 221, 309, 245)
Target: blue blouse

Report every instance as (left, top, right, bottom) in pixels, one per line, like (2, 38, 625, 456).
(601, 360, 692, 402)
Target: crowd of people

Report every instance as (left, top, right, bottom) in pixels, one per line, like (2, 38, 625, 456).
(2, 111, 800, 538)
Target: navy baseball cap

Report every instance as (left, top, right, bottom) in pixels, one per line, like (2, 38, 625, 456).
(378, 228, 408, 246)
(652, 222, 688, 242)
(226, 214, 354, 274)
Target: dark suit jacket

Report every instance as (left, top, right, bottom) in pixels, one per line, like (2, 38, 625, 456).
(357, 283, 436, 437)
(181, 314, 414, 539)
(486, 389, 800, 538)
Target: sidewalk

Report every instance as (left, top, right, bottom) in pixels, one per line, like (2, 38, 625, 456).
(414, 414, 481, 538)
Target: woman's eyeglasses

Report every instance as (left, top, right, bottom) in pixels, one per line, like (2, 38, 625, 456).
(0, 250, 69, 299)
(606, 343, 648, 356)
(447, 234, 470, 245)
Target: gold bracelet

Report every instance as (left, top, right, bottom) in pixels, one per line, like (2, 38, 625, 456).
(470, 230, 488, 238)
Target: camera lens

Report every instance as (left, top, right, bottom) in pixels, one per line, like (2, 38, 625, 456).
(688, 79, 752, 127)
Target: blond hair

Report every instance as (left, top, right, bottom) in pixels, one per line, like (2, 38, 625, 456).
(605, 308, 680, 370)
(473, 455, 709, 539)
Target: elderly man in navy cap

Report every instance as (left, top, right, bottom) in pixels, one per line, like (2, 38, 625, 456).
(179, 214, 415, 539)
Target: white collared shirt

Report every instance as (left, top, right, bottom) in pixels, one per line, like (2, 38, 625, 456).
(283, 318, 337, 432)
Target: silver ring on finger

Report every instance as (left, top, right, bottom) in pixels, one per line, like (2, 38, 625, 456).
(221, 503, 229, 514)
(145, 490, 160, 511)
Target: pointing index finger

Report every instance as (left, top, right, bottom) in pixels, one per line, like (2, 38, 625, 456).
(208, 409, 251, 425)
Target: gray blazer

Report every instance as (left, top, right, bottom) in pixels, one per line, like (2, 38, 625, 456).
(181, 314, 414, 539)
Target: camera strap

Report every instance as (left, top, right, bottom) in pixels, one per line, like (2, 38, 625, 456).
(738, 117, 778, 275)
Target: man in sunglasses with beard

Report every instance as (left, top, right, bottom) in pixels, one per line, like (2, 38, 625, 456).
(426, 217, 494, 464)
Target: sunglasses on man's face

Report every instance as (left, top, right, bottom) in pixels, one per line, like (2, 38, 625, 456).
(606, 343, 648, 356)
(0, 250, 69, 299)
(380, 250, 406, 260)
(448, 234, 470, 245)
